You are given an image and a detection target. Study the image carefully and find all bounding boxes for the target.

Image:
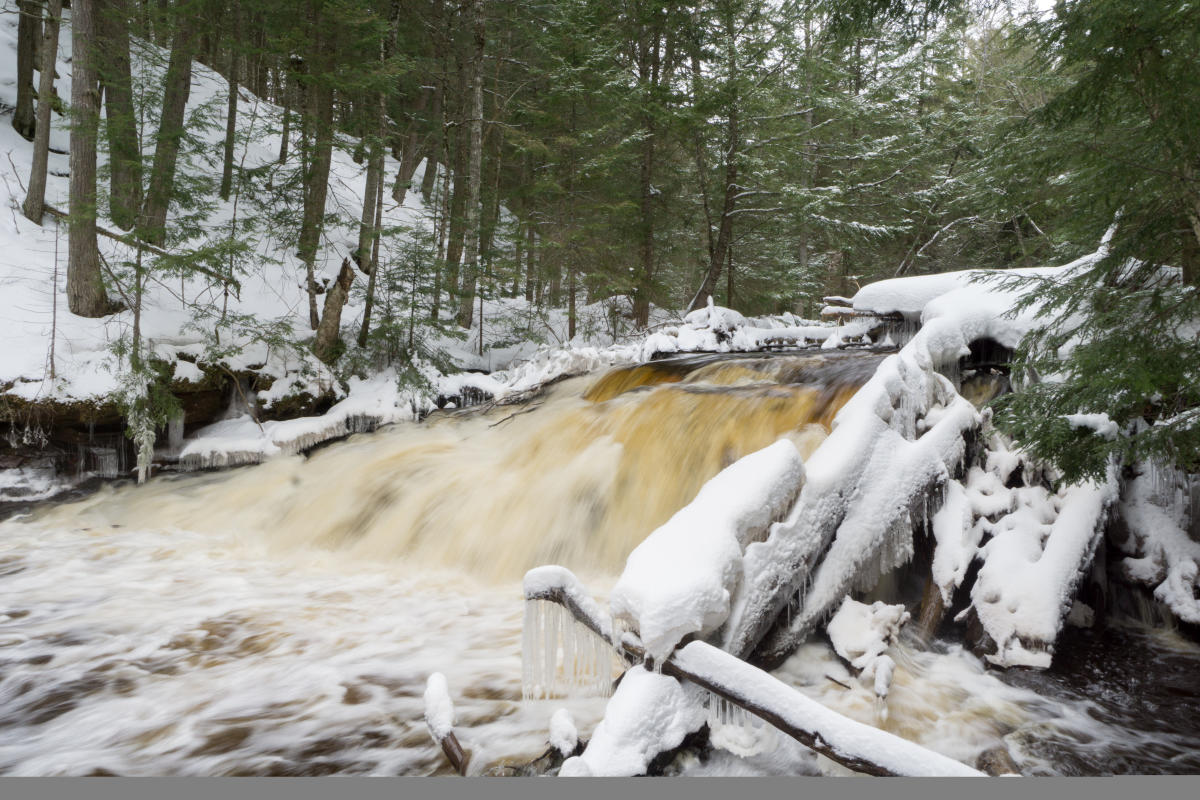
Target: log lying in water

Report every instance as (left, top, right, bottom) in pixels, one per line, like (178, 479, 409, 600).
(525, 569, 983, 777)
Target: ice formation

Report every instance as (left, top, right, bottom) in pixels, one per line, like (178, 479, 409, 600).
(521, 599, 616, 700)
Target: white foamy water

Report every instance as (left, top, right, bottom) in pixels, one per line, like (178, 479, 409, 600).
(0, 519, 615, 775)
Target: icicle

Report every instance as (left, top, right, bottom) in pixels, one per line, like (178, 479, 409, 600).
(521, 599, 617, 700)
(703, 690, 777, 756)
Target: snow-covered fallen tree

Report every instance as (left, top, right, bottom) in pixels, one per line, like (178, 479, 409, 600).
(522, 567, 983, 776)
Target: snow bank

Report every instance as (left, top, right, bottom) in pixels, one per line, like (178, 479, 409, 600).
(558, 665, 706, 776)
(178, 371, 433, 469)
(609, 439, 806, 663)
(640, 300, 850, 361)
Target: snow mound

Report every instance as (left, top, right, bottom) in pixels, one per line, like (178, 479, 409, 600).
(178, 371, 432, 469)
(549, 709, 579, 757)
(558, 665, 706, 777)
(826, 597, 909, 701)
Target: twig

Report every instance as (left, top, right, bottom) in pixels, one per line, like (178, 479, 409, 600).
(486, 401, 543, 427)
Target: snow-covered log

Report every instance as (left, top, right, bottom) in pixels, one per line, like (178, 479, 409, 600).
(718, 255, 1086, 666)
(610, 439, 806, 664)
(669, 642, 982, 776)
(525, 569, 982, 777)
(963, 452, 1118, 668)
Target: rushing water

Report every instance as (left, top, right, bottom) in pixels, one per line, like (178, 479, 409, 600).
(1, 351, 1198, 775)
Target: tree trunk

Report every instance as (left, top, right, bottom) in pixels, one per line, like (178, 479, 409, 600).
(689, 13, 739, 312)
(393, 88, 432, 205)
(355, 133, 383, 271)
(455, 0, 485, 329)
(689, 108, 738, 311)
(298, 16, 335, 331)
(313, 258, 355, 364)
(13, 0, 38, 140)
(278, 71, 291, 163)
(418, 80, 443, 201)
(23, 0, 62, 225)
(524, 222, 536, 303)
(1183, 210, 1200, 288)
(67, 0, 112, 317)
(140, 23, 196, 246)
(443, 87, 469, 299)
(219, 43, 240, 200)
(357, 172, 385, 348)
(97, 0, 142, 230)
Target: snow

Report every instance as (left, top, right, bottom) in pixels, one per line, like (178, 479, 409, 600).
(826, 598, 909, 701)
(672, 642, 983, 776)
(609, 439, 806, 664)
(177, 370, 432, 469)
(558, 665, 706, 777)
(720, 246, 1113, 663)
(1064, 413, 1120, 440)
(958, 431, 1118, 668)
(423, 672, 455, 742)
(549, 709, 579, 756)
(930, 479, 979, 604)
(640, 304, 848, 360)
